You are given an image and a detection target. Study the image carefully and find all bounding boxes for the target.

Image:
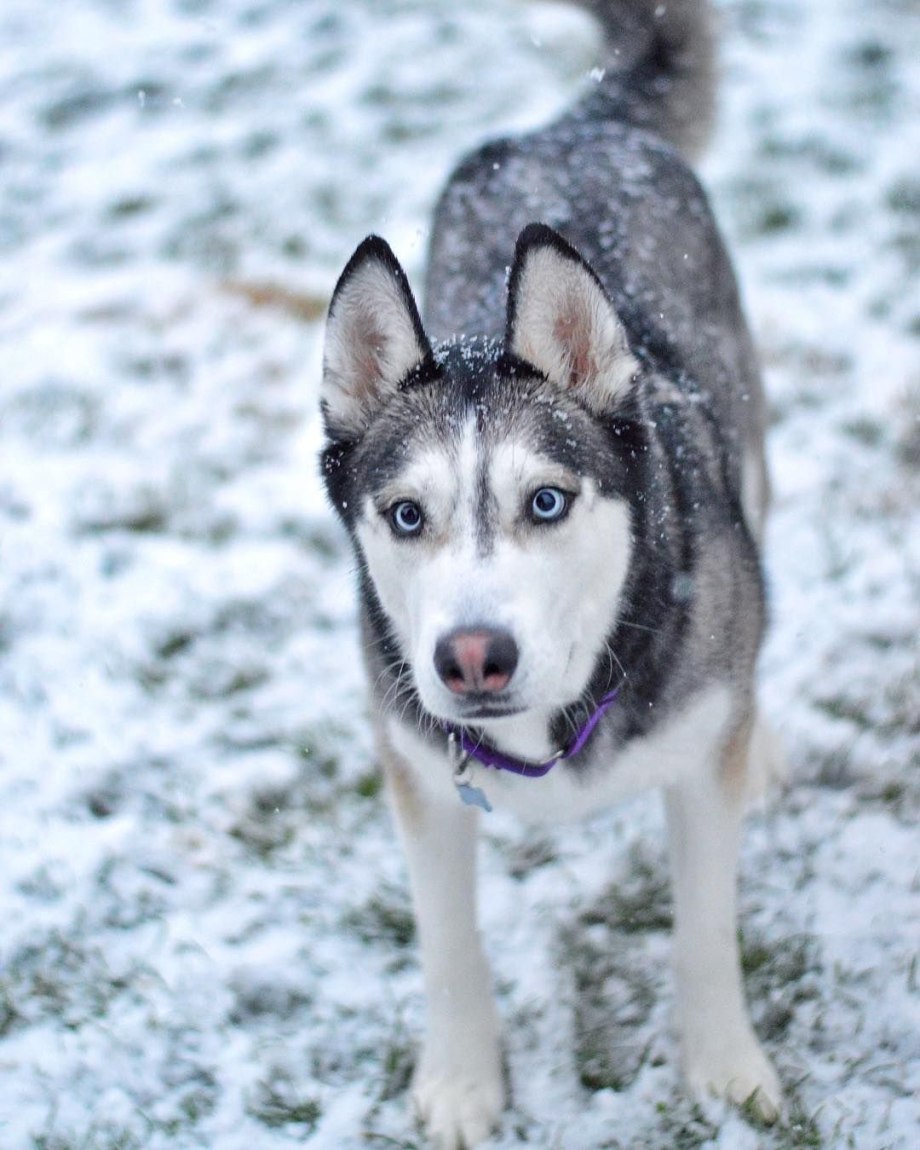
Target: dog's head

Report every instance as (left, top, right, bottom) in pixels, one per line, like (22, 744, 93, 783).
(320, 224, 644, 731)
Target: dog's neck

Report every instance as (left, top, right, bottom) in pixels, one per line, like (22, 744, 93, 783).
(470, 708, 558, 764)
(447, 688, 621, 776)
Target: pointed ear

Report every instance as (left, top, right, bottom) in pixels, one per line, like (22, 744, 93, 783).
(505, 223, 638, 411)
(322, 236, 433, 436)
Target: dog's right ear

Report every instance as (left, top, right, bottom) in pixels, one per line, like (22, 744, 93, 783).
(321, 236, 433, 436)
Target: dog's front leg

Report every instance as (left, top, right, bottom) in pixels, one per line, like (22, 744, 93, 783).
(384, 748, 503, 1149)
(665, 737, 782, 1122)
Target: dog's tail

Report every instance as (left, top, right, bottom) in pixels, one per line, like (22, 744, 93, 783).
(562, 0, 716, 160)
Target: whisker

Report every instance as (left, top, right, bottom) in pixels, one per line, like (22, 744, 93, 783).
(615, 618, 663, 636)
(603, 639, 629, 684)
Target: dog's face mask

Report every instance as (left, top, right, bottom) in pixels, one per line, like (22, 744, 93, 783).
(320, 225, 640, 730)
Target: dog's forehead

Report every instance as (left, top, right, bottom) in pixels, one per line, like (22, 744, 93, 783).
(358, 338, 603, 482)
(424, 337, 545, 441)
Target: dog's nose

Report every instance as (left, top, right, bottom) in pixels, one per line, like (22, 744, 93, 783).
(434, 627, 519, 695)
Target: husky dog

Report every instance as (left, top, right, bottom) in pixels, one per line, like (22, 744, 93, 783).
(319, 1, 783, 1144)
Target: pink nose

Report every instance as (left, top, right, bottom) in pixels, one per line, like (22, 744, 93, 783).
(433, 628, 519, 695)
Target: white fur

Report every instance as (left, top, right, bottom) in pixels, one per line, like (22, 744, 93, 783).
(387, 684, 783, 1140)
(509, 245, 638, 410)
(390, 683, 732, 820)
(745, 711, 789, 804)
(666, 772, 783, 1120)
(389, 791, 504, 1148)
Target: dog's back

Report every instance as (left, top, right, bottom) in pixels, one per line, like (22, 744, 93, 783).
(427, 0, 718, 327)
(426, 0, 769, 533)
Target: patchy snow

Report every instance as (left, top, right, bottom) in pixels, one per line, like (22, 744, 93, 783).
(0, 1, 917, 1148)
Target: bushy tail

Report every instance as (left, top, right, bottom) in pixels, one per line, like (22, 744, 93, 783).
(565, 0, 716, 159)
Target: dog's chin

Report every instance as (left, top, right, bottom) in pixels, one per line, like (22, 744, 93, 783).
(421, 689, 526, 726)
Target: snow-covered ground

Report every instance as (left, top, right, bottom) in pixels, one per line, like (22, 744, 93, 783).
(0, 1, 917, 1147)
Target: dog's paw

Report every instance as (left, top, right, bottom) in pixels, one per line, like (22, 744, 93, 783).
(682, 1029, 783, 1123)
(412, 1056, 503, 1149)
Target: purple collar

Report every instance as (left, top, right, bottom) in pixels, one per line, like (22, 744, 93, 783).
(444, 688, 621, 780)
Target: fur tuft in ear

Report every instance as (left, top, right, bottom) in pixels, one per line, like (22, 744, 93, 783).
(505, 223, 638, 411)
(322, 236, 433, 436)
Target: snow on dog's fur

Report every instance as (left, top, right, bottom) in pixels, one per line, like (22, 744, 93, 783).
(320, 2, 784, 1145)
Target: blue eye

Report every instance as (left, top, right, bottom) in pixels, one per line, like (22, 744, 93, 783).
(390, 500, 423, 536)
(531, 487, 568, 523)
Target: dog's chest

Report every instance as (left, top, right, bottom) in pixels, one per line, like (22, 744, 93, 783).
(387, 685, 731, 824)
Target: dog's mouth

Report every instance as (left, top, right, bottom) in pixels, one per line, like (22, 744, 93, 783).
(462, 704, 523, 720)
(439, 696, 525, 723)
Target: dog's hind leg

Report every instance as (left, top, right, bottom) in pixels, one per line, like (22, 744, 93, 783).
(381, 739, 503, 1148)
(665, 726, 783, 1122)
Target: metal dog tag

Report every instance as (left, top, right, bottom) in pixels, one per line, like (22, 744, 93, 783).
(448, 733, 493, 812)
(456, 779, 493, 812)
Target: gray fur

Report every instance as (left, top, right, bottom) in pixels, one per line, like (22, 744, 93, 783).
(424, 1, 761, 479)
(570, 0, 717, 160)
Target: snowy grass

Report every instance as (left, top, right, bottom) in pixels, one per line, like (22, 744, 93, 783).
(0, 1, 917, 1147)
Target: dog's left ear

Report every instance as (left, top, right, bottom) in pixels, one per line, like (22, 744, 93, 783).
(322, 235, 433, 436)
(505, 223, 638, 411)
